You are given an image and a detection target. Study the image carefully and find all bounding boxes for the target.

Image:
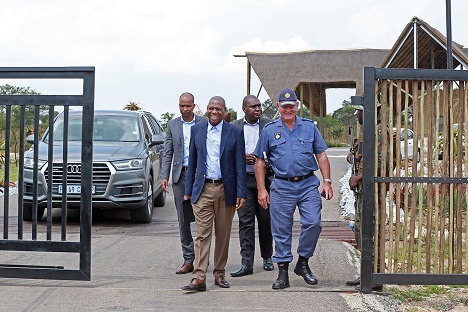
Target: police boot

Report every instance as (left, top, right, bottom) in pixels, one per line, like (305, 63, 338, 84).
(294, 256, 318, 285)
(272, 263, 290, 290)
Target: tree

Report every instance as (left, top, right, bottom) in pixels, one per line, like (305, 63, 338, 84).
(262, 99, 277, 119)
(331, 99, 355, 126)
(124, 101, 141, 111)
(227, 108, 237, 121)
(160, 112, 175, 131)
(0, 84, 51, 166)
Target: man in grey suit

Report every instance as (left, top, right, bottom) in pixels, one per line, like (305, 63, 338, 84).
(161, 92, 207, 274)
(230, 95, 274, 277)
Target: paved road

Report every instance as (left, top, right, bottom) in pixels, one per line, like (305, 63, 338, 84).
(0, 147, 400, 311)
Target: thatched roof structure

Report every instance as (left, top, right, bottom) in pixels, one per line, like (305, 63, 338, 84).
(245, 16, 468, 116)
(383, 17, 468, 69)
(246, 49, 389, 116)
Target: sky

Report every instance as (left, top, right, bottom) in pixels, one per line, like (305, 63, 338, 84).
(1, 0, 468, 120)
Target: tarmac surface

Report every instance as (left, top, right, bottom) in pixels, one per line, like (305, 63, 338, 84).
(0, 147, 401, 311)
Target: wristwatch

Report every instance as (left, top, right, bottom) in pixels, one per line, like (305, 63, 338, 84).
(323, 178, 332, 184)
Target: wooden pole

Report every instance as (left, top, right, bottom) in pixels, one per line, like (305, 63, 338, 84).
(393, 80, 402, 273)
(247, 59, 251, 96)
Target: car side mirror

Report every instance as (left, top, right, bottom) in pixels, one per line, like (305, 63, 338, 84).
(149, 134, 164, 147)
(26, 134, 36, 145)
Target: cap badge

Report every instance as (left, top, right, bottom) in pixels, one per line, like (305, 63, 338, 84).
(274, 132, 281, 139)
(285, 93, 290, 99)
(293, 177, 299, 181)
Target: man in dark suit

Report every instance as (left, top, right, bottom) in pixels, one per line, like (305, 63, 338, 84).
(230, 95, 274, 277)
(161, 92, 207, 275)
(182, 96, 247, 292)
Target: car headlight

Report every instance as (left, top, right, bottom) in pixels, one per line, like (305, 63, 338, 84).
(111, 159, 144, 170)
(24, 158, 47, 169)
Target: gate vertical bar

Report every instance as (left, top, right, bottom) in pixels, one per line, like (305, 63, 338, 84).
(17, 105, 26, 239)
(46, 105, 54, 240)
(61, 107, 69, 241)
(79, 70, 95, 279)
(361, 67, 377, 293)
(3, 106, 11, 239)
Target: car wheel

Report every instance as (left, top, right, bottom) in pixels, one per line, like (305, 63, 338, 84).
(22, 203, 45, 222)
(153, 188, 166, 207)
(130, 176, 154, 223)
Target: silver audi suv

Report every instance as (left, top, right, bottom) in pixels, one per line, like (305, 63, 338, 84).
(23, 110, 166, 223)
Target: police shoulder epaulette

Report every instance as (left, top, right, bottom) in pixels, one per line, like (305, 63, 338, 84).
(263, 120, 277, 128)
(301, 118, 315, 123)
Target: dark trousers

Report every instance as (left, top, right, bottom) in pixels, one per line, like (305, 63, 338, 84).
(172, 171, 195, 264)
(236, 174, 273, 266)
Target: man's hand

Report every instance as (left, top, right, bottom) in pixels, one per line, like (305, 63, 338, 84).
(257, 188, 270, 209)
(349, 173, 362, 190)
(161, 178, 169, 193)
(320, 181, 333, 200)
(347, 151, 353, 164)
(183, 195, 191, 201)
(236, 198, 246, 210)
(246, 153, 256, 166)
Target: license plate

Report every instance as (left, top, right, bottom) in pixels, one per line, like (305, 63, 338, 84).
(58, 185, 95, 194)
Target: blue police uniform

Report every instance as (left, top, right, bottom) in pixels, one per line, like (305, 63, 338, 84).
(254, 116, 328, 263)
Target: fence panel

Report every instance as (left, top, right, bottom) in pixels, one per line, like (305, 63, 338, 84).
(361, 67, 468, 293)
(0, 67, 94, 280)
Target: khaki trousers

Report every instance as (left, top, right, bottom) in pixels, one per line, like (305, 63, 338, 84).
(191, 183, 236, 281)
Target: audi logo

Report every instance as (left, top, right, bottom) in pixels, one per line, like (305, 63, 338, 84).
(67, 164, 82, 174)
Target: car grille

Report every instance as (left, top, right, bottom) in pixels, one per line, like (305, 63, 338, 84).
(44, 162, 111, 196)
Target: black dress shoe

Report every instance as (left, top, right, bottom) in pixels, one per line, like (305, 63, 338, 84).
(230, 265, 253, 277)
(346, 277, 360, 286)
(214, 275, 230, 288)
(263, 258, 274, 271)
(293, 258, 318, 285)
(181, 278, 206, 292)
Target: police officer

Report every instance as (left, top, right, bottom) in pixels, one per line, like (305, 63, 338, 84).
(254, 88, 333, 289)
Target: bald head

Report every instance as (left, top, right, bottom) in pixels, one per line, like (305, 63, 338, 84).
(179, 92, 196, 122)
(179, 92, 194, 103)
(209, 96, 226, 108)
(242, 95, 259, 107)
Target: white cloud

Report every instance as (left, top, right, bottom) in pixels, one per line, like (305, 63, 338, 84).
(1, 0, 468, 118)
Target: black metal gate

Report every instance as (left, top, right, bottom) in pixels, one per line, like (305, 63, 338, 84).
(0, 67, 94, 280)
(360, 67, 468, 293)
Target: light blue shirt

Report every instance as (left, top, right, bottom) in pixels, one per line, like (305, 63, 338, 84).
(181, 115, 196, 166)
(206, 120, 223, 179)
(244, 119, 259, 173)
(254, 117, 327, 177)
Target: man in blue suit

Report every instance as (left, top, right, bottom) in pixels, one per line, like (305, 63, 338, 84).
(182, 96, 247, 292)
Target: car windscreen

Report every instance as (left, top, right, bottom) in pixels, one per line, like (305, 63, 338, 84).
(45, 114, 141, 142)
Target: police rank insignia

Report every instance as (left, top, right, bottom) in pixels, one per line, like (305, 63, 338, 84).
(274, 132, 281, 139)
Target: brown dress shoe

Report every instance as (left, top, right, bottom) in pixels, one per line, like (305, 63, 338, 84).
(176, 262, 194, 274)
(214, 275, 230, 288)
(181, 278, 206, 292)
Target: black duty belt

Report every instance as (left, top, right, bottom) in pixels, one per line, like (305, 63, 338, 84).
(275, 171, 314, 182)
(182, 166, 188, 172)
(205, 178, 222, 184)
(246, 172, 255, 176)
